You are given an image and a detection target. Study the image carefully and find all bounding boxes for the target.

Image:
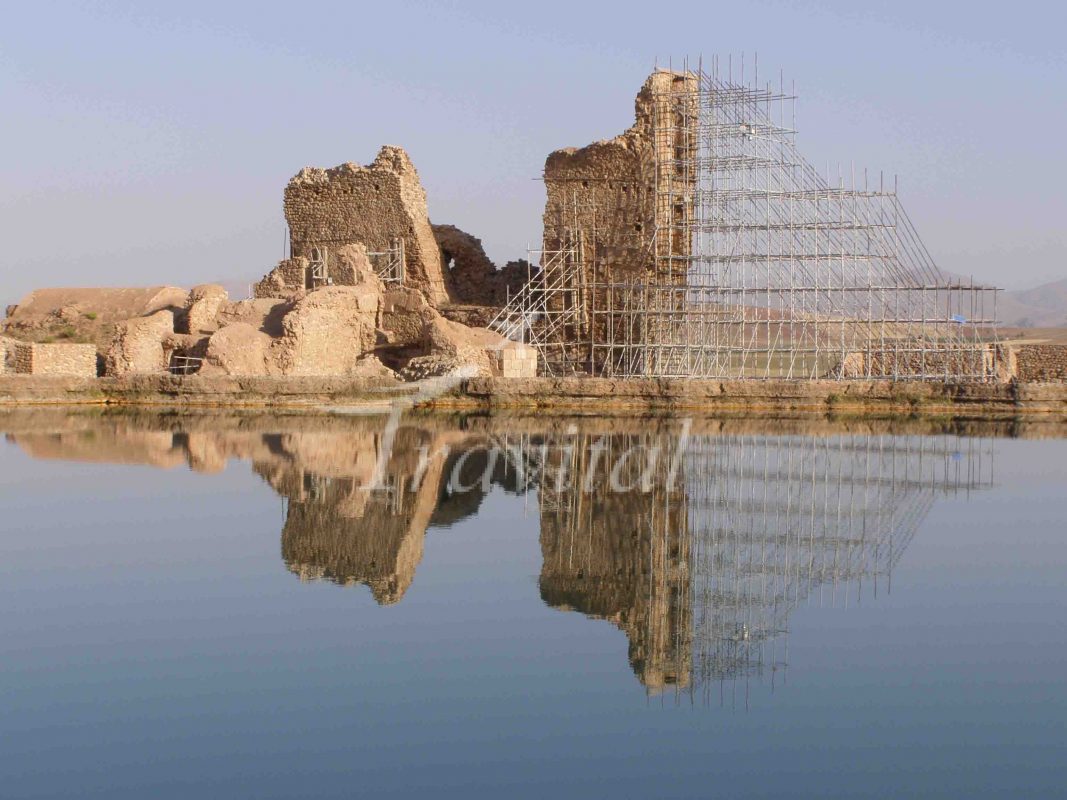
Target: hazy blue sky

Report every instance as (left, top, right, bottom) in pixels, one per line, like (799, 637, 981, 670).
(2, 0, 1064, 306)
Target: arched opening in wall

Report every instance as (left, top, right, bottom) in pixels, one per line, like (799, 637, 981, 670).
(440, 249, 457, 276)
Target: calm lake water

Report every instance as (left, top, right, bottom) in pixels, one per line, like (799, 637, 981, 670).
(1, 410, 1065, 799)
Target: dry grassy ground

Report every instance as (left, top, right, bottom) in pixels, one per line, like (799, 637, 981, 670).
(998, 326, 1067, 345)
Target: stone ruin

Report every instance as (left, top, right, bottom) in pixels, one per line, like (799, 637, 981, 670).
(2, 145, 538, 382)
(4, 69, 1064, 385)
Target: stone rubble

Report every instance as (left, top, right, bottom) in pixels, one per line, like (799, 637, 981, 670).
(2, 144, 542, 384)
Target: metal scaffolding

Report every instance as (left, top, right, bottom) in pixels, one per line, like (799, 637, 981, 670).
(492, 58, 1002, 381)
(367, 237, 406, 285)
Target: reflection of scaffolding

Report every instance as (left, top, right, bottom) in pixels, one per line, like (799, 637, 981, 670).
(522, 430, 994, 701)
(495, 58, 1002, 381)
(367, 237, 406, 285)
(682, 434, 989, 698)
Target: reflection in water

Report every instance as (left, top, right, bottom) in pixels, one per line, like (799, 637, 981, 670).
(532, 431, 992, 699)
(274, 432, 522, 603)
(3, 411, 996, 700)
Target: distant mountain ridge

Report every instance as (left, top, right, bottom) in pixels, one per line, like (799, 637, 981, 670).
(997, 277, 1067, 328)
(935, 271, 1066, 328)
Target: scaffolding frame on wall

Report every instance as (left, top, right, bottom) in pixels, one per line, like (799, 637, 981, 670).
(367, 237, 406, 285)
(492, 58, 1002, 381)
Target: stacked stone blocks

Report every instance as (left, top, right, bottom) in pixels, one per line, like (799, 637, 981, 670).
(11, 342, 97, 377)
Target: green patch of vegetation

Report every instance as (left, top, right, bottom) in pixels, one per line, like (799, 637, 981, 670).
(83, 311, 98, 321)
(57, 325, 77, 339)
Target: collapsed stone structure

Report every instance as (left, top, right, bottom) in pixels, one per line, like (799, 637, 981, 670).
(206, 146, 536, 380)
(3, 145, 537, 382)
(280, 146, 450, 304)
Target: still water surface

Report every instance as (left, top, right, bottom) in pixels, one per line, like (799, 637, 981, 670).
(1, 411, 1065, 798)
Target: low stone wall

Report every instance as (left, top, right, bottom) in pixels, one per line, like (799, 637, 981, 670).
(1015, 344, 1067, 383)
(0, 374, 417, 407)
(836, 344, 1004, 382)
(12, 342, 97, 377)
(493, 344, 538, 379)
(2, 373, 1066, 416)
(452, 376, 1067, 416)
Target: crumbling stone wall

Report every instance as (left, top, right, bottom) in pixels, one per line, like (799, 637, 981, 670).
(432, 224, 539, 307)
(105, 310, 174, 376)
(433, 224, 500, 305)
(544, 140, 649, 280)
(184, 284, 228, 335)
(254, 257, 310, 299)
(0, 336, 13, 374)
(539, 71, 698, 374)
(1015, 344, 1067, 382)
(284, 146, 451, 306)
(834, 344, 1007, 382)
(11, 342, 97, 377)
(542, 70, 698, 286)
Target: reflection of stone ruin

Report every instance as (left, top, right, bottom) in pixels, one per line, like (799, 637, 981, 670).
(18, 61, 1067, 385)
(273, 432, 521, 603)
(517, 427, 995, 697)
(1, 411, 999, 696)
(536, 431, 692, 690)
(1, 412, 522, 605)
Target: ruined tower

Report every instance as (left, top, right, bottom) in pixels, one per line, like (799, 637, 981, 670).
(493, 62, 1001, 382)
(283, 146, 452, 305)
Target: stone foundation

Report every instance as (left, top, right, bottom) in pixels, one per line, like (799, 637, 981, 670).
(3, 374, 1067, 416)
